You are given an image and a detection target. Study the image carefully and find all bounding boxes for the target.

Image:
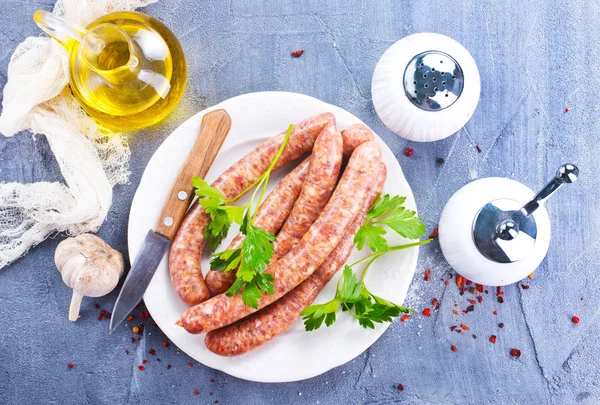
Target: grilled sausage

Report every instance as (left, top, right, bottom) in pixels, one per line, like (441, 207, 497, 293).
(178, 141, 383, 333)
(169, 113, 335, 306)
(204, 164, 387, 356)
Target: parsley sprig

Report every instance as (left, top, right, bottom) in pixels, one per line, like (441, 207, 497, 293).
(301, 194, 430, 331)
(194, 125, 293, 308)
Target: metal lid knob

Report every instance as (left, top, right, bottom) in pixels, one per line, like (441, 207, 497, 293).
(473, 164, 579, 263)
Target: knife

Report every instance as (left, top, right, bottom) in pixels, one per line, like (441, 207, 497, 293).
(109, 109, 232, 333)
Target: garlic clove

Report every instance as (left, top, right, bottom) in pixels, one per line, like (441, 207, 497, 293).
(55, 234, 124, 321)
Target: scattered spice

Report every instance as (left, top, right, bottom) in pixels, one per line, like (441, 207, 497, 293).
(493, 311, 498, 316)
(167, 364, 172, 369)
(472, 334, 477, 339)
(404, 147, 414, 157)
(143, 359, 148, 364)
(497, 291, 505, 297)
(499, 323, 504, 328)
(510, 348, 521, 358)
(188, 362, 193, 367)
(565, 107, 569, 113)
(397, 384, 404, 391)
(528, 273, 534, 279)
(465, 305, 475, 313)
(476, 284, 484, 293)
(436, 157, 445, 164)
(452, 310, 458, 315)
(400, 314, 411, 322)
(422, 308, 431, 317)
(131, 337, 136, 343)
(126, 315, 134, 322)
(477, 296, 483, 303)
(460, 323, 470, 331)
(455, 274, 465, 288)
(424, 269, 431, 282)
(572, 316, 580, 324)
(211, 378, 215, 383)
(67, 363, 74, 369)
(431, 298, 438, 307)
(163, 341, 169, 347)
(95, 303, 101, 309)
(489, 335, 497, 344)
(138, 366, 145, 371)
(125, 350, 129, 355)
(497, 297, 504, 304)
(467, 299, 476, 305)
(476, 145, 482, 153)
(450, 325, 457, 332)
(132, 326, 140, 334)
(148, 349, 156, 355)
(291, 50, 304, 58)
(215, 401, 220, 404)
(451, 345, 458, 352)
(104, 312, 112, 319)
(428, 227, 439, 239)
(469, 287, 477, 294)
(98, 309, 106, 321)
(521, 284, 530, 290)
(194, 390, 200, 395)
(210, 392, 214, 396)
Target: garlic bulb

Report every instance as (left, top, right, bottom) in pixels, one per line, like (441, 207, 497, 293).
(55, 234, 124, 321)
(371, 33, 480, 142)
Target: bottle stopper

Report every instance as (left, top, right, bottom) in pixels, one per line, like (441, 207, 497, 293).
(371, 33, 480, 142)
(438, 164, 579, 286)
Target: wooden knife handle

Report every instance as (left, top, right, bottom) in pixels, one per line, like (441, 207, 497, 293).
(154, 109, 232, 240)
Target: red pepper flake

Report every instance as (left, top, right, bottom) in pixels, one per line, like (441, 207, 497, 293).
(163, 341, 169, 347)
(476, 284, 484, 293)
(142, 359, 148, 364)
(67, 363, 74, 369)
(167, 364, 172, 369)
(572, 316, 580, 324)
(397, 384, 404, 391)
(104, 312, 112, 319)
(497, 297, 504, 304)
(467, 299, 476, 305)
(497, 291, 505, 297)
(493, 311, 498, 316)
(431, 298, 438, 306)
(94, 303, 101, 309)
(194, 390, 200, 395)
(126, 315, 134, 322)
(125, 350, 129, 355)
(489, 335, 497, 344)
(138, 366, 145, 371)
(510, 348, 521, 357)
(422, 308, 431, 317)
(400, 314, 411, 323)
(215, 401, 219, 404)
(98, 309, 106, 321)
(404, 147, 414, 157)
(451, 345, 458, 352)
(581, 297, 584, 301)
(137, 337, 141, 342)
(424, 269, 431, 282)
(466, 280, 473, 286)
(460, 323, 470, 330)
(476, 145, 482, 153)
(131, 337, 136, 343)
(477, 296, 483, 303)
(429, 227, 439, 239)
(450, 325, 457, 332)
(456, 274, 465, 288)
(145, 311, 150, 319)
(445, 281, 449, 286)
(472, 334, 477, 339)
(564, 107, 569, 113)
(449, 274, 454, 279)
(452, 310, 458, 315)
(291, 50, 304, 57)
(466, 305, 475, 313)
(188, 362, 193, 367)
(148, 349, 156, 356)
(211, 378, 215, 383)
(210, 392, 214, 396)
(521, 284, 530, 290)
(499, 323, 505, 328)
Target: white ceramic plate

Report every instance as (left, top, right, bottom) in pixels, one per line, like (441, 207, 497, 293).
(129, 92, 419, 382)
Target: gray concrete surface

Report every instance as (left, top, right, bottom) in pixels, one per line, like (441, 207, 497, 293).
(1, 0, 599, 404)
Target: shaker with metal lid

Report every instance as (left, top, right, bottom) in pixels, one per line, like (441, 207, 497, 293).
(438, 164, 579, 286)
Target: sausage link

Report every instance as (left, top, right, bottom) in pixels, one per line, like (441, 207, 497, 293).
(205, 122, 373, 295)
(205, 164, 387, 356)
(205, 159, 310, 295)
(169, 113, 335, 306)
(178, 141, 383, 333)
(270, 123, 343, 262)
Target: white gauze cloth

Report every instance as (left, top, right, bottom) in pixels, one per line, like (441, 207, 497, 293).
(0, 0, 158, 268)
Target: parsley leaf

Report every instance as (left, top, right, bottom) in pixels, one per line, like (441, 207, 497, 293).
(192, 177, 233, 250)
(354, 193, 425, 252)
(209, 248, 242, 272)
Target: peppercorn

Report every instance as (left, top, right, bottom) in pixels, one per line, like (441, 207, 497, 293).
(472, 334, 477, 339)
(499, 323, 504, 328)
(436, 157, 445, 164)
(521, 284, 530, 290)
(489, 335, 497, 344)
(67, 363, 74, 369)
(572, 316, 580, 324)
(397, 384, 404, 391)
(497, 296, 504, 304)
(138, 366, 145, 371)
(431, 298, 438, 306)
(451, 345, 458, 352)
(510, 348, 521, 357)
(163, 341, 169, 347)
(404, 147, 414, 157)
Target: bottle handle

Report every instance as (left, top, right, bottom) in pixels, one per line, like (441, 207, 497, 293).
(33, 10, 87, 52)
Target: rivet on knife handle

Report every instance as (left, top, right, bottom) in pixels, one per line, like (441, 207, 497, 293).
(154, 109, 232, 240)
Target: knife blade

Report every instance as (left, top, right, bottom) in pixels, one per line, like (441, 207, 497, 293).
(109, 109, 232, 333)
